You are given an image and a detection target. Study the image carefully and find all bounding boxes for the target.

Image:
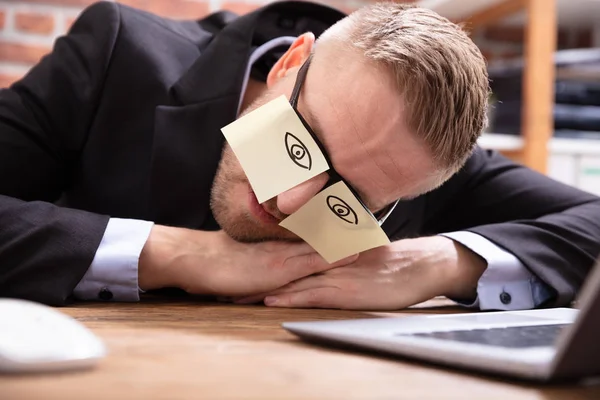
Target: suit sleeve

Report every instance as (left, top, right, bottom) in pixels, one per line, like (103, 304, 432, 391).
(0, 2, 121, 305)
(422, 146, 600, 307)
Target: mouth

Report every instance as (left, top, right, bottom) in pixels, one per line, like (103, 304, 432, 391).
(247, 189, 281, 225)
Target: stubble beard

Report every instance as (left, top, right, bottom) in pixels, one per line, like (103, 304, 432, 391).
(209, 146, 300, 243)
(210, 87, 301, 243)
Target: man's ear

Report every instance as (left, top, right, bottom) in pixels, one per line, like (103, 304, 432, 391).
(267, 32, 315, 88)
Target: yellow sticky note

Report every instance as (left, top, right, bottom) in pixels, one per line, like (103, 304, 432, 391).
(279, 181, 390, 263)
(221, 95, 330, 203)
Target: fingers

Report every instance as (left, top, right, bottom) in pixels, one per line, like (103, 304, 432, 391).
(283, 252, 357, 282)
(232, 295, 265, 304)
(264, 287, 339, 309)
(330, 253, 359, 267)
(234, 274, 324, 304)
(284, 241, 321, 257)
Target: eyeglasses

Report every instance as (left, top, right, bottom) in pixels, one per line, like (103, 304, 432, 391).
(288, 54, 399, 226)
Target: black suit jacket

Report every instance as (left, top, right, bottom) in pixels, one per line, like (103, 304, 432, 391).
(1, 1, 600, 306)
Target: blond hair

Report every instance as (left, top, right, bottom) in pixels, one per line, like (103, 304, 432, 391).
(319, 2, 490, 176)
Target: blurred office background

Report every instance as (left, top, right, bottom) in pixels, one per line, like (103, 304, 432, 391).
(1, 0, 600, 194)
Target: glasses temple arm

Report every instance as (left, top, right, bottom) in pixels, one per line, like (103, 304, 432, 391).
(290, 54, 313, 108)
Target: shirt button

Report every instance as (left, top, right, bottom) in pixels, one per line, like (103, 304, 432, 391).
(98, 287, 113, 301)
(500, 291, 512, 305)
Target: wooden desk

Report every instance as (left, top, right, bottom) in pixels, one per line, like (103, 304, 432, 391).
(1, 298, 598, 399)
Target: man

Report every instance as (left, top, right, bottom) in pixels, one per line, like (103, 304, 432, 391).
(1, 0, 599, 310)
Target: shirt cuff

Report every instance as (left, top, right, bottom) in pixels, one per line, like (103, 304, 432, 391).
(72, 218, 154, 302)
(441, 231, 554, 311)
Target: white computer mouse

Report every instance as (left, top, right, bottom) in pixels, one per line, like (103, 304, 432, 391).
(0, 298, 106, 373)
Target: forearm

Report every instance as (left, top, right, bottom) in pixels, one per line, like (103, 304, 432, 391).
(138, 225, 183, 291)
(138, 226, 347, 299)
(0, 195, 109, 306)
(422, 147, 600, 308)
(467, 206, 600, 307)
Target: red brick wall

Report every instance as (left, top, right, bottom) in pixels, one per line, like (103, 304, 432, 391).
(0, 0, 375, 88)
(0, 0, 595, 88)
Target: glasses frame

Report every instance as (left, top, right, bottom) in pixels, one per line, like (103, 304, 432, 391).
(288, 54, 399, 226)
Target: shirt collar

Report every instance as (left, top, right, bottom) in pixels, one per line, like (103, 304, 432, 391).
(237, 36, 297, 115)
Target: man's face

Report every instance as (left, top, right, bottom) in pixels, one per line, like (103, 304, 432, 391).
(210, 50, 440, 243)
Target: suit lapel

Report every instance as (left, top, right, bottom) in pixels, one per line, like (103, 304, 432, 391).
(382, 198, 425, 239)
(151, 100, 233, 229)
(149, 7, 260, 228)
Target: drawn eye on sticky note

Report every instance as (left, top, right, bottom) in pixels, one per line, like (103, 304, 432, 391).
(327, 195, 358, 225)
(279, 181, 390, 263)
(221, 95, 329, 204)
(285, 132, 312, 170)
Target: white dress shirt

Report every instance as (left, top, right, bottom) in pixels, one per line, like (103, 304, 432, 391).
(73, 37, 553, 310)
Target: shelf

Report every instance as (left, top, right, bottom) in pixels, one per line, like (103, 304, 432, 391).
(478, 133, 600, 155)
(416, 0, 600, 28)
(478, 133, 523, 151)
(488, 48, 600, 76)
(416, 0, 506, 22)
(550, 137, 600, 155)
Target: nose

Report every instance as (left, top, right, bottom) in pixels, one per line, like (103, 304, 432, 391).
(276, 172, 330, 215)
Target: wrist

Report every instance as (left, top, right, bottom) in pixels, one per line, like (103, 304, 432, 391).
(442, 238, 487, 301)
(138, 225, 185, 291)
(393, 236, 486, 301)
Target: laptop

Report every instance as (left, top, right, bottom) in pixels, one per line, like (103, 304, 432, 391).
(282, 255, 600, 382)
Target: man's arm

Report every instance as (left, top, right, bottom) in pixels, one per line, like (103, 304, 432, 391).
(443, 231, 555, 310)
(136, 225, 360, 297)
(423, 146, 600, 307)
(0, 2, 121, 305)
(72, 218, 154, 302)
(217, 148, 599, 311)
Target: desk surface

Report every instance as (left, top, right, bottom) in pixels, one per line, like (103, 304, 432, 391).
(1, 297, 598, 399)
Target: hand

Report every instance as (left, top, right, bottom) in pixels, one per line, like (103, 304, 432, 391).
(232, 236, 487, 310)
(138, 225, 357, 297)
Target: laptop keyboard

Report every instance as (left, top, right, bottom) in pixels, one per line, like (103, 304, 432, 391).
(398, 323, 571, 348)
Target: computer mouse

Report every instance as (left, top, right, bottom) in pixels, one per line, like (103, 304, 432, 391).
(0, 298, 106, 373)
